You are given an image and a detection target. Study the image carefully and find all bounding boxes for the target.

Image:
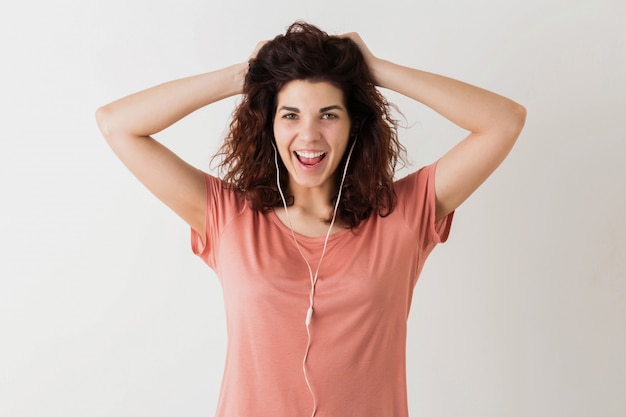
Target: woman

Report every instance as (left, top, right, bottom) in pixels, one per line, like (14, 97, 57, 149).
(96, 22, 525, 417)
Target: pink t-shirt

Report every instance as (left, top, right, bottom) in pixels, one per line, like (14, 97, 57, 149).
(192, 162, 453, 417)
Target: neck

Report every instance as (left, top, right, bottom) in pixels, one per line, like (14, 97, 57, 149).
(274, 178, 344, 238)
(286, 181, 337, 217)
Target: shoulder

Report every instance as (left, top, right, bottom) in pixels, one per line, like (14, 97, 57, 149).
(393, 163, 436, 198)
(392, 162, 452, 238)
(392, 161, 453, 245)
(200, 171, 248, 212)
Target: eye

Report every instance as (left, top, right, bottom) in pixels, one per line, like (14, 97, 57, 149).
(321, 113, 338, 120)
(282, 113, 298, 120)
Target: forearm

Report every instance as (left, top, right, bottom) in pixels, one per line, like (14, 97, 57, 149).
(371, 58, 525, 134)
(96, 62, 247, 138)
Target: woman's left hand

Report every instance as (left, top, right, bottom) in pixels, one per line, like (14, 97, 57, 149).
(341, 32, 382, 84)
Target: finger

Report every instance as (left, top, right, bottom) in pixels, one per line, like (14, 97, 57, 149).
(342, 33, 374, 59)
(339, 32, 361, 43)
(249, 40, 268, 60)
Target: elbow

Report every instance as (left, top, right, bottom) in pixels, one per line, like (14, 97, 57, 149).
(509, 101, 527, 136)
(497, 101, 526, 141)
(95, 105, 113, 139)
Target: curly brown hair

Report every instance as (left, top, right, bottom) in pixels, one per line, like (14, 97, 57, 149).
(214, 21, 405, 228)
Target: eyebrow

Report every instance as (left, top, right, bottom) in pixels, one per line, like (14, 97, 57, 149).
(277, 105, 345, 113)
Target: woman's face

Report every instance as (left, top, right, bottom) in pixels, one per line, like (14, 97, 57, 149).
(273, 80, 352, 197)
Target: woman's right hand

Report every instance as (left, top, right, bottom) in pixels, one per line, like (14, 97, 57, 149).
(235, 40, 268, 93)
(249, 40, 268, 61)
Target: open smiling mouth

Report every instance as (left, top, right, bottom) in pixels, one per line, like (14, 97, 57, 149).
(294, 151, 327, 167)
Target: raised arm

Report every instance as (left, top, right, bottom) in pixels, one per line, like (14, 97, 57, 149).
(95, 55, 253, 241)
(344, 33, 526, 221)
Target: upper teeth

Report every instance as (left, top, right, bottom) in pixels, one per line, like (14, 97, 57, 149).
(296, 151, 325, 158)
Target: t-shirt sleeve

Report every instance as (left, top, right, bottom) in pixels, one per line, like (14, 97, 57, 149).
(190, 172, 238, 270)
(395, 160, 454, 252)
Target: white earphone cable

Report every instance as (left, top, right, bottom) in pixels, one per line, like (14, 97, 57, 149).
(272, 139, 357, 417)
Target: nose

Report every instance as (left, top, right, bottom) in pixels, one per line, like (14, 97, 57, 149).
(298, 118, 321, 142)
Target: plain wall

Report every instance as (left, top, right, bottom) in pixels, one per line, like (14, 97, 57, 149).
(1, 0, 624, 416)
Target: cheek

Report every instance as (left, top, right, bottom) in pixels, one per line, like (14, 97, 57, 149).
(272, 121, 288, 141)
(273, 124, 296, 149)
(273, 134, 292, 162)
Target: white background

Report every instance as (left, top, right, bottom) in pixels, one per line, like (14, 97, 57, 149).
(1, 0, 625, 416)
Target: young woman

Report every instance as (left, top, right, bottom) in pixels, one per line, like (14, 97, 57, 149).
(96, 22, 525, 417)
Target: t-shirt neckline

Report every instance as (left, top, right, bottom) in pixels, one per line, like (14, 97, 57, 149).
(268, 208, 352, 244)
